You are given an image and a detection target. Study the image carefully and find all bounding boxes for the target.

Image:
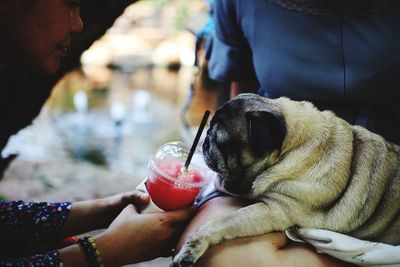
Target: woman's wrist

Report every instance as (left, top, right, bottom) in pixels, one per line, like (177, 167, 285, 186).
(61, 199, 112, 236)
(77, 235, 105, 267)
(94, 231, 124, 267)
(91, 197, 119, 228)
(58, 243, 87, 267)
(59, 235, 110, 267)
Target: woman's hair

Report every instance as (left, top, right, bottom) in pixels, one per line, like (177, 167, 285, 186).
(19, 0, 37, 12)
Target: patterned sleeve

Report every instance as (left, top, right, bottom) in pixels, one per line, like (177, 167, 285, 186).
(0, 201, 72, 261)
(0, 250, 62, 267)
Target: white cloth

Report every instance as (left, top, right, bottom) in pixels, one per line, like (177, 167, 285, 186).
(286, 228, 400, 267)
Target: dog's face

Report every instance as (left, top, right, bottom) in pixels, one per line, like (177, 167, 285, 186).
(202, 94, 286, 196)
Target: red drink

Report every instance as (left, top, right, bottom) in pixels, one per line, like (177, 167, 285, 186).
(147, 159, 204, 211)
(146, 142, 207, 211)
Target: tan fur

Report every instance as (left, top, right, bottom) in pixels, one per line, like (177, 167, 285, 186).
(172, 94, 400, 267)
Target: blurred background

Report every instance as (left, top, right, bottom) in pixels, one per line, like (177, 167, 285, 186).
(0, 1, 220, 265)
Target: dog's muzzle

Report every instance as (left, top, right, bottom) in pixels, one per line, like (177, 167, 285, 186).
(202, 136, 219, 171)
(213, 174, 240, 197)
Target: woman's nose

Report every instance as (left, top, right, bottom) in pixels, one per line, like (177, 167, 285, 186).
(71, 8, 84, 33)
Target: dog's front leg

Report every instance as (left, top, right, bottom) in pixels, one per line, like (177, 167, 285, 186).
(171, 202, 292, 267)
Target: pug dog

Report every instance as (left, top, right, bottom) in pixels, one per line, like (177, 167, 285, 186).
(171, 93, 400, 267)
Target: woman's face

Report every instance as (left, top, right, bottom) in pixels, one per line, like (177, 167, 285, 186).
(0, 0, 83, 74)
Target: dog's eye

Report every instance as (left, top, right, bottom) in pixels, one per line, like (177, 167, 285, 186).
(217, 138, 234, 158)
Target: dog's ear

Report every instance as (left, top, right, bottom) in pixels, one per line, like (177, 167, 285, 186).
(245, 110, 286, 156)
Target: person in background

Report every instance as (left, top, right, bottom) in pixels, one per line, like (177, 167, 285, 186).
(207, 0, 400, 145)
(180, 0, 225, 136)
(177, 0, 400, 266)
(0, 0, 194, 266)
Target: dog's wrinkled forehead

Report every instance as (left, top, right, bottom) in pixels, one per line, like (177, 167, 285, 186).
(212, 98, 245, 121)
(212, 94, 280, 123)
(209, 94, 279, 144)
(209, 98, 246, 139)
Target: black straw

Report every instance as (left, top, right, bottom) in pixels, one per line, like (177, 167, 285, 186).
(184, 110, 210, 170)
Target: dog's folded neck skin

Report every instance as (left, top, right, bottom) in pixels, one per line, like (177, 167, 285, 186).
(250, 97, 355, 204)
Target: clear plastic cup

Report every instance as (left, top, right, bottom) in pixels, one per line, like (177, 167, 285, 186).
(145, 141, 208, 211)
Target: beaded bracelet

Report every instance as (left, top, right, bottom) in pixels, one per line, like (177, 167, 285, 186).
(77, 235, 104, 267)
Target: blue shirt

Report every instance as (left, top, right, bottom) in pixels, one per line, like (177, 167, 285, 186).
(207, 0, 400, 144)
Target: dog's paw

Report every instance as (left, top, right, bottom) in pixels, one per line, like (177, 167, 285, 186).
(171, 241, 207, 267)
(170, 250, 196, 267)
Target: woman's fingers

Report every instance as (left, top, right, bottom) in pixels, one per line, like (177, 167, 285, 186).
(119, 190, 151, 211)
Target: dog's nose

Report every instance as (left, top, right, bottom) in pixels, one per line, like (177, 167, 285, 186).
(223, 181, 243, 196)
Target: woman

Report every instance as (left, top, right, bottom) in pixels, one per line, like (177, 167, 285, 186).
(0, 1, 194, 266)
(177, 0, 400, 266)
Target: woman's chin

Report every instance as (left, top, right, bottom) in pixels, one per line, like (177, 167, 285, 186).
(36, 60, 61, 75)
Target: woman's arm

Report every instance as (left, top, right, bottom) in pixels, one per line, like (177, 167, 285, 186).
(0, 201, 195, 267)
(176, 196, 355, 267)
(60, 204, 195, 267)
(230, 81, 259, 98)
(60, 190, 149, 236)
(0, 190, 194, 266)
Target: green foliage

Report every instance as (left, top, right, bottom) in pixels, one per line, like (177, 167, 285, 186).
(150, 0, 197, 31)
(173, 2, 190, 31)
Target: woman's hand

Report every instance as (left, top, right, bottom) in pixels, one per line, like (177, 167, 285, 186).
(61, 190, 150, 236)
(95, 204, 196, 267)
(99, 190, 151, 223)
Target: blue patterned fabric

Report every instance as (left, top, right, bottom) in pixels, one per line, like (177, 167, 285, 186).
(0, 201, 72, 266)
